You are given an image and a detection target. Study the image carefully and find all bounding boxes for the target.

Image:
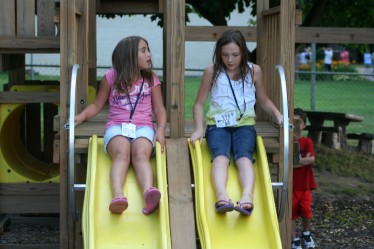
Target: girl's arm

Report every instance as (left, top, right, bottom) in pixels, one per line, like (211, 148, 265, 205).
(190, 65, 213, 146)
(152, 84, 167, 151)
(253, 64, 284, 126)
(74, 77, 110, 126)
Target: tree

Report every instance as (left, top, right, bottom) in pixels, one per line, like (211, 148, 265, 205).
(185, 0, 252, 25)
(100, 0, 253, 26)
(300, 0, 374, 28)
(299, 0, 374, 61)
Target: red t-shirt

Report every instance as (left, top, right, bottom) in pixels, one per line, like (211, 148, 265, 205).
(293, 136, 317, 190)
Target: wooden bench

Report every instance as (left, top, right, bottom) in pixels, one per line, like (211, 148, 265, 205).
(304, 126, 340, 148)
(347, 133, 374, 154)
(304, 111, 364, 150)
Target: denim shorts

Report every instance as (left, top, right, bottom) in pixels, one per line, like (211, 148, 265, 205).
(205, 125, 256, 162)
(104, 124, 155, 154)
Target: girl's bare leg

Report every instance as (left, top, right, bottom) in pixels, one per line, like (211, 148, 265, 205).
(107, 136, 131, 199)
(211, 155, 231, 203)
(131, 138, 154, 194)
(236, 157, 255, 209)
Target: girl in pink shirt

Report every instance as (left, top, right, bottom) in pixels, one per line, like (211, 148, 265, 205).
(74, 36, 167, 215)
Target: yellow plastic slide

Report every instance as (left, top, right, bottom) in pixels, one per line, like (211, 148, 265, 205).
(188, 136, 282, 249)
(82, 135, 171, 249)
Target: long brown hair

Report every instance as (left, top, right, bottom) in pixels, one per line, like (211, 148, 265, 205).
(212, 30, 252, 84)
(112, 36, 154, 93)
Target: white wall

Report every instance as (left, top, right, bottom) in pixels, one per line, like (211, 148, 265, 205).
(26, 6, 255, 76)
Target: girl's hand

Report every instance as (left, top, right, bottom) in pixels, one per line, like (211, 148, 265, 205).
(71, 115, 83, 126)
(190, 130, 204, 147)
(276, 114, 284, 127)
(154, 127, 165, 152)
(66, 113, 86, 129)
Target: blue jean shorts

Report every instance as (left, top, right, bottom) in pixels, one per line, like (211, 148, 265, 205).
(103, 124, 155, 154)
(205, 125, 257, 162)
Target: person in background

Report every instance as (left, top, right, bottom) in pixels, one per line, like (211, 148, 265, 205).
(364, 50, 372, 69)
(323, 47, 333, 71)
(292, 108, 317, 249)
(73, 36, 167, 215)
(190, 30, 283, 216)
(298, 46, 311, 67)
(340, 48, 350, 64)
(298, 49, 308, 66)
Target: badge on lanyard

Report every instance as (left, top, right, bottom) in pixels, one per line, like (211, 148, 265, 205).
(122, 123, 136, 138)
(215, 111, 237, 127)
(123, 77, 144, 138)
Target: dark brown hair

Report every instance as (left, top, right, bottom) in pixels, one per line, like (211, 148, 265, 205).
(294, 108, 307, 124)
(212, 30, 252, 84)
(112, 36, 154, 93)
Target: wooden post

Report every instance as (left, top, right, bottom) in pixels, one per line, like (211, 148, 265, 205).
(166, 138, 197, 249)
(164, 0, 185, 138)
(279, 1, 295, 247)
(257, 0, 295, 247)
(59, 0, 71, 247)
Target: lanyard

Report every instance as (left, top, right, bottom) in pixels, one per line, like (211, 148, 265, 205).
(127, 77, 145, 123)
(225, 72, 246, 121)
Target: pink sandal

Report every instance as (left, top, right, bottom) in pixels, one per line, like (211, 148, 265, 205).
(109, 197, 128, 214)
(142, 187, 161, 215)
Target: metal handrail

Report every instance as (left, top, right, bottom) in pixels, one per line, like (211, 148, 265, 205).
(67, 64, 86, 221)
(271, 65, 290, 221)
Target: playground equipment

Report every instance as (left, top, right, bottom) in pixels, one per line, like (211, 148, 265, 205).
(185, 65, 289, 249)
(55, 1, 297, 247)
(82, 136, 171, 249)
(0, 85, 60, 183)
(2, 0, 373, 247)
(67, 65, 171, 248)
(67, 63, 288, 248)
(189, 137, 282, 249)
(0, 84, 96, 184)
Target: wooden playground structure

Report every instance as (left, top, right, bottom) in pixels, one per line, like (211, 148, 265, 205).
(1, 0, 373, 248)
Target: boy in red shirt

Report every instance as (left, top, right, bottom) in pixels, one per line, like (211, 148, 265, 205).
(292, 108, 317, 249)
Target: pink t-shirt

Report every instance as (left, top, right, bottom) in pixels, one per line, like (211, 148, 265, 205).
(104, 68, 161, 132)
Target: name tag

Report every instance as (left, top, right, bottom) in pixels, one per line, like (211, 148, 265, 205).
(214, 111, 237, 127)
(122, 123, 136, 138)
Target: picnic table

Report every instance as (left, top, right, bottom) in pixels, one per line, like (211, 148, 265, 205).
(304, 111, 364, 149)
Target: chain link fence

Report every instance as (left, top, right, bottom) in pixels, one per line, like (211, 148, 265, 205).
(295, 69, 374, 134)
(22, 64, 374, 135)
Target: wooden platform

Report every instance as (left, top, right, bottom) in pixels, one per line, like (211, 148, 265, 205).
(0, 183, 59, 213)
(54, 109, 280, 160)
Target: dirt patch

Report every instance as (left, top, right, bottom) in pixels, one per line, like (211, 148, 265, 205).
(304, 171, 374, 248)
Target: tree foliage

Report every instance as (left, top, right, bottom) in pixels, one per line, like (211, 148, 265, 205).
(299, 0, 374, 59)
(100, 0, 374, 29)
(185, 0, 252, 25)
(99, 0, 253, 26)
(301, 0, 374, 28)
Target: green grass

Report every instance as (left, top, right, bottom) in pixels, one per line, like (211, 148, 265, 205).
(0, 72, 60, 91)
(0, 72, 8, 90)
(184, 77, 210, 120)
(314, 145, 374, 183)
(294, 79, 374, 133)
